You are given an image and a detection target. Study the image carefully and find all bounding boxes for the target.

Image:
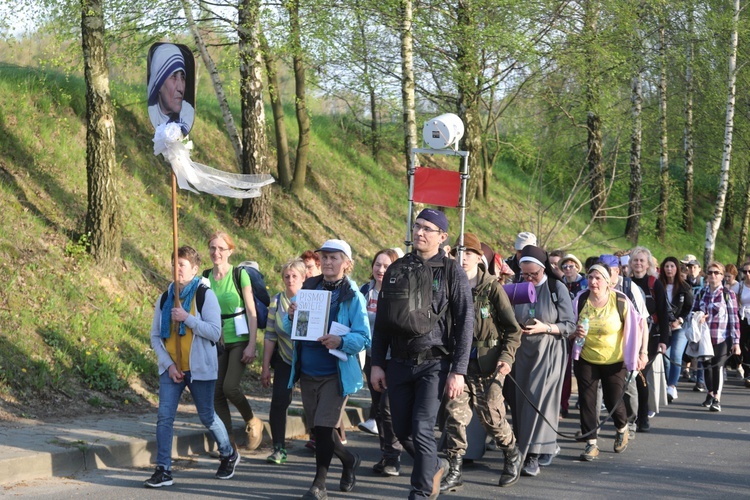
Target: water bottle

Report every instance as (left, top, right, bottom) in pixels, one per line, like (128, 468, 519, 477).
(572, 317, 589, 361)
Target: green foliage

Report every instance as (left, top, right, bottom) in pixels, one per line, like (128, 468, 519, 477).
(65, 232, 91, 258)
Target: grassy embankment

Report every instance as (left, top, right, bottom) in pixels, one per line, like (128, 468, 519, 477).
(0, 62, 739, 419)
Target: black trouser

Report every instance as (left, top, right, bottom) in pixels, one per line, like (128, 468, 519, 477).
(363, 355, 382, 421)
(269, 353, 293, 448)
(574, 359, 628, 438)
(705, 339, 730, 396)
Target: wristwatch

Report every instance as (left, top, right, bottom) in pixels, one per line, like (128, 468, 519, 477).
(546, 324, 552, 333)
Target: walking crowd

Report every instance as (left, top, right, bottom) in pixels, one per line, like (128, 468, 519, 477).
(144, 220, 748, 499)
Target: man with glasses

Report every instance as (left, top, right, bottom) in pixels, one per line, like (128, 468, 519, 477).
(370, 209, 474, 500)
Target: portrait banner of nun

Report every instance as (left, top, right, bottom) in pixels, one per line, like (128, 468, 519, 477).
(147, 43, 196, 135)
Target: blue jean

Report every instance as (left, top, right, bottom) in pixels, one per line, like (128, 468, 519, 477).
(387, 357, 449, 499)
(156, 370, 233, 470)
(666, 327, 688, 387)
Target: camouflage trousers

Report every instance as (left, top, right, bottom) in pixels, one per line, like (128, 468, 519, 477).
(443, 371, 515, 457)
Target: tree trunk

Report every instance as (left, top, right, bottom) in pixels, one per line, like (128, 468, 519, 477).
(683, 5, 695, 233)
(737, 161, 750, 266)
(656, 21, 669, 243)
(182, 0, 243, 171)
(705, 0, 739, 267)
(289, 0, 310, 196)
(456, 0, 481, 205)
(400, 0, 417, 176)
(725, 176, 735, 230)
(235, 0, 271, 232)
(260, 32, 292, 188)
(625, 73, 642, 243)
(81, 0, 121, 264)
(584, 0, 604, 219)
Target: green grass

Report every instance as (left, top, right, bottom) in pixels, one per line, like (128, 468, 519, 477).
(0, 61, 743, 418)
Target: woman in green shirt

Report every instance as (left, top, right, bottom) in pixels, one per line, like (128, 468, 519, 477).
(206, 231, 263, 450)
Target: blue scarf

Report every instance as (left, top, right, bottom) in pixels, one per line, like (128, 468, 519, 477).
(160, 277, 201, 339)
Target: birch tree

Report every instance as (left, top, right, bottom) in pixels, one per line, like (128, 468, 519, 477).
(183, 0, 244, 171)
(235, 0, 271, 231)
(82, 0, 122, 264)
(260, 32, 292, 187)
(655, 16, 669, 243)
(704, 0, 739, 266)
(400, 0, 417, 174)
(682, 3, 695, 233)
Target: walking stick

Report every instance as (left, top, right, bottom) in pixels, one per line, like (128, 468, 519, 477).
(171, 172, 182, 370)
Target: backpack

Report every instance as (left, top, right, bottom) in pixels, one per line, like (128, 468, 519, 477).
(375, 253, 453, 338)
(576, 289, 627, 325)
(203, 262, 271, 329)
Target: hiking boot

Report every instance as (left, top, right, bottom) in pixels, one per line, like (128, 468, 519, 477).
(144, 466, 173, 488)
(357, 418, 379, 435)
(709, 399, 722, 412)
(245, 417, 264, 451)
(580, 443, 599, 461)
(614, 430, 629, 453)
(301, 486, 328, 500)
(701, 395, 714, 407)
(372, 457, 386, 474)
(498, 445, 522, 487)
(521, 454, 539, 477)
(340, 453, 360, 492)
(430, 458, 449, 499)
(439, 455, 463, 492)
(216, 448, 240, 479)
(266, 445, 287, 464)
(383, 457, 401, 476)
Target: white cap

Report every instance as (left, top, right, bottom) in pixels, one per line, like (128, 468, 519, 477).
(515, 231, 537, 251)
(316, 239, 352, 260)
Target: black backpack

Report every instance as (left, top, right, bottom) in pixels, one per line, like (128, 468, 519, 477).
(375, 253, 452, 338)
(203, 262, 271, 329)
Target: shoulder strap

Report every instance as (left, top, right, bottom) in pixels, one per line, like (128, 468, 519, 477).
(548, 278, 560, 307)
(159, 291, 168, 310)
(196, 284, 207, 314)
(648, 275, 656, 298)
(576, 290, 591, 317)
(615, 295, 626, 324)
(232, 266, 245, 305)
(202, 268, 211, 279)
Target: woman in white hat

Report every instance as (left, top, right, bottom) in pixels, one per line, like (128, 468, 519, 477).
(285, 239, 370, 499)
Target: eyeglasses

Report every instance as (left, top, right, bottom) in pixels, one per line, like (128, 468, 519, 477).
(209, 245, 230, 253)
(706, 270, 723, 275)
(412, 222, 443, 234)
(521, 270, 543, 279)
(561, 264, 576, 270)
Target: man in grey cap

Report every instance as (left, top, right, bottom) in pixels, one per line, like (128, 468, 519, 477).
(370, 209, 474, 500)
(506, 232, 537, 283)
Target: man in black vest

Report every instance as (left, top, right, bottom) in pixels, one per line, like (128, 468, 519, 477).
(370, 209, 474, 499)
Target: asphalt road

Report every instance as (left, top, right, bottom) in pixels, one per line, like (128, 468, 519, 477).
(6, 377, 749, 499)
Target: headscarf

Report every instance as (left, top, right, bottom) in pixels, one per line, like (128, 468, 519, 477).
(160, 276, 201, 339)
(148, 44, 186, 106)
(587, 264, 611, 286)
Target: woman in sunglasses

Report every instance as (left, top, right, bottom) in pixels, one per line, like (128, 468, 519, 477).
(691, 262, 741, 412)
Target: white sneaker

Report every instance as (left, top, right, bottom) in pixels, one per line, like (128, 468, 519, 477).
(666, 386, 678, 402)
(357, 418, 378, 435)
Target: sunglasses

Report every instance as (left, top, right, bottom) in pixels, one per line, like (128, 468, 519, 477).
(561, 264, 576, 270)
(706, 270, 723, 275)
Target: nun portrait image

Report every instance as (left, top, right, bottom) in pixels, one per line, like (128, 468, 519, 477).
(147, 43, 196, 135)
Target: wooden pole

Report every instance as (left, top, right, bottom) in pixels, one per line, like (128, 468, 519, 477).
(171, 172, 182, 371)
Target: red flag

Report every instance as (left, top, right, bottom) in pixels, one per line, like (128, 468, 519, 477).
(413, 167, 460, 207)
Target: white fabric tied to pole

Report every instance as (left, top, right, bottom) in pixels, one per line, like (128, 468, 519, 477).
(153, 123, 275, 198)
